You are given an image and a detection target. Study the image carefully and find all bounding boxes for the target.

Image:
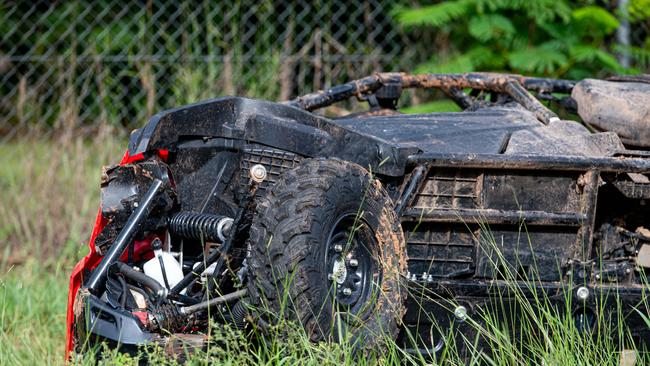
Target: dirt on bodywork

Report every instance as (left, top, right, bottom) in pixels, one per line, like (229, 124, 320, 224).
(572, 77, 650, 147)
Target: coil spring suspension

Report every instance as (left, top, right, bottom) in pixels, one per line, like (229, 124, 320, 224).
(168, 212, 233, 243)
(229, 300, 248, 329)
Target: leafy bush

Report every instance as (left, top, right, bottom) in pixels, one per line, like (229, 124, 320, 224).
(394, 0, 648, 78)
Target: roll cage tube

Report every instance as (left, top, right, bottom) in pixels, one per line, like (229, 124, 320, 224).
(286, 72, 577, 124)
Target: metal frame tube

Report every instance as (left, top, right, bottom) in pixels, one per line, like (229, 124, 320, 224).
(180, 289, 247, 315)
(406, 153, 650, 173)
(86, 178, 163, 293)
(287, 72, 575, 124)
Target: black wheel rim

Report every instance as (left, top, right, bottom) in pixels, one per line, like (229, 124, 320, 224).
(325, 213, 380, 316)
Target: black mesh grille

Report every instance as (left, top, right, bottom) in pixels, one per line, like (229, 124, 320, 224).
(412, 169, 481, 210)
(405, 223, 476, 279)
(239, 148, 302, 191)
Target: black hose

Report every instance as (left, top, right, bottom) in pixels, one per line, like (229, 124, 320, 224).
(169, 293, 201, 305)
(114, 262, 166, 300)
(117, 275, 128, 308)
(157, 256, 170, 289)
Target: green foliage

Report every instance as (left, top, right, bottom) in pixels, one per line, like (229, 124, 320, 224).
(508, 43, 569, 74)
(468, 14, 515, 42)
(628, 0, 650, 22)
(5, 1, 413, 131)
(394, 0, 647, 79)
(401, 99, 461, 113)
(394, 0, 473, 27)
(572, 5, 620, 35)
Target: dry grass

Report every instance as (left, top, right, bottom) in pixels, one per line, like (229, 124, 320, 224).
(0, 129, 123, 265)
(0, 131, 124, 364)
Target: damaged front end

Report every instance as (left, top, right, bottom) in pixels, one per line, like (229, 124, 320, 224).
(66, 152, 253, 357)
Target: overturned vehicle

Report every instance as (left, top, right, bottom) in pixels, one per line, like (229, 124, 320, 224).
(66, 72, 650, 358)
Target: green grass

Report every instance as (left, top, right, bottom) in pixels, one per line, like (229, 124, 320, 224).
(1, 135, 648, 365)
(0, 132, 122, 365)
(0, 259, 71, 364)
(0, 130, 123, 264)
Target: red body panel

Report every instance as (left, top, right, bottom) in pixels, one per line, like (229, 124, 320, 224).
(64, 149, 167, 359)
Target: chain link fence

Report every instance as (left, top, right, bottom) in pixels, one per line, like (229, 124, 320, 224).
(1, 1, 649, 140)
(1, 0, 425, 139)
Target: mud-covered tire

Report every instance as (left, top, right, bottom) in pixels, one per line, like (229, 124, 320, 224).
(247, 158, 407, 347)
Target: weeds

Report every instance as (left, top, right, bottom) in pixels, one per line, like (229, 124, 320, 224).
(399, 210, 649, 365)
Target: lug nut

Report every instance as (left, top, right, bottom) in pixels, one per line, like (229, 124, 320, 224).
(576, 286, 589, 300)
(342, 288, 352, 296)
(334, 244, 343, 253)
(454, 305, 468, 321)
(249, 164, 267, 183)
(349, 258, 358, 267)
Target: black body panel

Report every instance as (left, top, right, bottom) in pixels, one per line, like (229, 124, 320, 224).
(128, 97, 417, 177)
(335, 108, 539, 154)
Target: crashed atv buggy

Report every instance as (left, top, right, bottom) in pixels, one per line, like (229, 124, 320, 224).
(66, 72, 650, 358)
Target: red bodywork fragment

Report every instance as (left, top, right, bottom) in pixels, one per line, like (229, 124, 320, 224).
(64, 149, 168, 359)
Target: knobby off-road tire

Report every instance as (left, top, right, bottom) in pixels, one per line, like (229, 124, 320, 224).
(247, 158, 407, 348)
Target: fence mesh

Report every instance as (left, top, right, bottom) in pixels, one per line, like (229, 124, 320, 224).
(1, 1, 422, 139)
(1, 1, 649, 140)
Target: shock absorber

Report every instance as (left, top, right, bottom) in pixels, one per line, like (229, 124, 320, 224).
(168, 212, 233, 243)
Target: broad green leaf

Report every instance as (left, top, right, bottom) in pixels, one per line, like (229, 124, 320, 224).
(628, 0, 650, 22)
(475, 0, 571, 24)
(569, 45, 625, 72)
(569, 45, 602, 62)
(594, 50, 624, 71)
(416, 47, 504, 74)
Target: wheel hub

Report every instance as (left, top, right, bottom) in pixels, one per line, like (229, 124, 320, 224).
(325, 214, 379, 314)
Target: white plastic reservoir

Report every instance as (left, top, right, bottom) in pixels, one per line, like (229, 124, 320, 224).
(143, 239, 184, 290)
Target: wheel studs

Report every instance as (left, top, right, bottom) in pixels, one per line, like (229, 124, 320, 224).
(342, 287, 352, 296)
(334, 244, 343, 253)
(349, 258, 358, 267)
